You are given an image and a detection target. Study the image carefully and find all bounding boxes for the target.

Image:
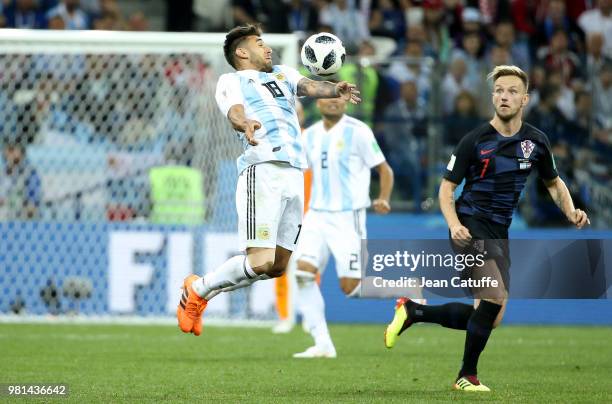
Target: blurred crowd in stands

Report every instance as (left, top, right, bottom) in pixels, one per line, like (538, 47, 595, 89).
(0, 0, 610, 228)
(213, 0, 611, 227)
(0, 0, 148, 31)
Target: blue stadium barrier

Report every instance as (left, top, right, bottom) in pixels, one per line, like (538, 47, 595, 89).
(1, 213, 610, 324)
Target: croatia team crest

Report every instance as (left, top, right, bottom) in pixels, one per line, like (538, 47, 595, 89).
(521, 140, 535, 158)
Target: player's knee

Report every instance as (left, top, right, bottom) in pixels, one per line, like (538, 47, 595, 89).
(266, 262, 286, 278)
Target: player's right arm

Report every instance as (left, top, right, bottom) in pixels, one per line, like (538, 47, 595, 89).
(440, 133, 475, 246)
(227, 105, 260, 146)
(215, 73, 260, 145)
(439, 179, 471, 246)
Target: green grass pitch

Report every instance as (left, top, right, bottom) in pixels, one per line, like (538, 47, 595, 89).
(1, 323, 611, 403)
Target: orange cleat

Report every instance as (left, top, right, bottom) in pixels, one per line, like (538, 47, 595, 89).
(177, 274, 208, 336)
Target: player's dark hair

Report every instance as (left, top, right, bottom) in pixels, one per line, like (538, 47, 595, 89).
(223, 24, 262, 69)
(487, 65, 529, 91)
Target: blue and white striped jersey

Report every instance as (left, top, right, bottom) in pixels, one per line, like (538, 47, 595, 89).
(304, 115, 385, 212)
(215, 65, 308, 174)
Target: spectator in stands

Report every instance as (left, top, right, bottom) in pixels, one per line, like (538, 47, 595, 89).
(387, 39, 432, 106)
(148, 139, 205, 225)
(232, 0, 289, 33)
(336, 41, 379, 127)
(46, 0, 90, 29)
(383, 79, 427, 136)
(441, 0, 464, 42)
(5, 0, 46, 29)
(570, 90, 593, 146)
(452, 31, 486, 98)
(510, 0, 540, 37)
(0, 139, 42, 220)
(422, 0, 450, 62)
(369, 0, 405, 41)
(537, 29, 582, 85)
(92, 0, 125, 30)
(578, 0, 612, 59)
(381, 79, 427, 202)
(525, 83, 569, 145)
(441, 55, 471, 115)
(546, 68, 578, 121)
(405, 23, 436, 58)
(128, 10, 148, 31)
(592, 62, 612, 130)
(79, 0, 101, 16)
(319, 0, 370, 52)
(493, 20, 531, 71)
(536, 0, 584, 53)
(460, 7, 483, 37)
(585, 32, 611, 78)
(524, 63, 546, 114)
(444, 90, 483, 145)
(287, 0, 319, 33)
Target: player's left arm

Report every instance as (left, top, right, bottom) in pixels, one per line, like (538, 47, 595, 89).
(373, 161, 393, 214)
(543, 176, 589, 228)
(296, 78, 361, 104)
(537, 134, 589, 229)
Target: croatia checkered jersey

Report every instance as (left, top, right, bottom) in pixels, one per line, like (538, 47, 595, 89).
(444, 122, 558, 226)
(304, 115, 386, 212)
(215, 65, 308, 174)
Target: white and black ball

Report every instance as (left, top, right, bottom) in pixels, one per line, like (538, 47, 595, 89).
(300, 33, 346, 76)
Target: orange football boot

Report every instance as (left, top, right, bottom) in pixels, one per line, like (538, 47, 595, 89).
(177, 274, 208, 336)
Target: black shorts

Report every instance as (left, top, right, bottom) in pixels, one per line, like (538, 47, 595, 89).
(450, 213, 511, 292)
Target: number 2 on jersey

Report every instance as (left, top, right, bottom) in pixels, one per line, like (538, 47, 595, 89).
(321, 151, 328, 169)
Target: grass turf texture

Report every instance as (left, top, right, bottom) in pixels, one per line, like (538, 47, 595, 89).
(1, 324, 611, 403)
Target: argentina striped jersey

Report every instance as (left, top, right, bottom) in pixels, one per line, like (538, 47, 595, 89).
(304, 115, 385, 211)
(215, 65, 308, 174)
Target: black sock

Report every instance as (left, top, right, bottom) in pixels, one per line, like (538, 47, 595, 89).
(459, 300, 502, 377)
(406, 301, 474, 330)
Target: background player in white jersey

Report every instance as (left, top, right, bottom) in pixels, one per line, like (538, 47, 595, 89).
(176, 24, 361, 336)
(293, 97, 394, 358)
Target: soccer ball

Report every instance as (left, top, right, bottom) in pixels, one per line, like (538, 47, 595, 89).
(300, 33, 346, 76)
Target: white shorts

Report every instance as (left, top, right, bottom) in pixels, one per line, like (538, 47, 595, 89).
(236, 162, 304, 251)
(295, 208, 366, 279)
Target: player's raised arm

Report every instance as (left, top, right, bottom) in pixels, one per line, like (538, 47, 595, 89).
(296, 78, 361, 104)
(542, 176, 590, 228)
(226, 105, 261, 145)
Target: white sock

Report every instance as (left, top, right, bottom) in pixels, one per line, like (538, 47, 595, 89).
(192, 255, 257, 299)
(207, 272, 272, 300)
(297, 271, 334, 350)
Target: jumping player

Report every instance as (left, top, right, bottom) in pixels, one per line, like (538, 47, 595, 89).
(176, 24, 360, 336)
